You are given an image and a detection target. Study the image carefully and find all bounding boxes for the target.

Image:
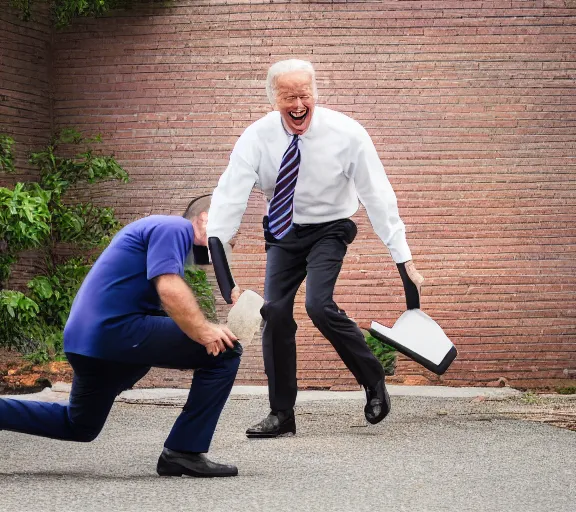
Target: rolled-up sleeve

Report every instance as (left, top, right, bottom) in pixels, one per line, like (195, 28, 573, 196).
(352, 129, 412, 263)
(207, 132, 259, 244)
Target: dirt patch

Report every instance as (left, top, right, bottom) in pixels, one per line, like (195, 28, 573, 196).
(466, 394, 576, 432)
(508, 412, 576, 431)
(0, 349, 196, 393)
(0, 349, 73, 394)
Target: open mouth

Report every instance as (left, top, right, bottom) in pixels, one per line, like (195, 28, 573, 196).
(289, 109, 308, 122)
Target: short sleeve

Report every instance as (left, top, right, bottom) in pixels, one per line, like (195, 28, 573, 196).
(145, 219, 194, 280)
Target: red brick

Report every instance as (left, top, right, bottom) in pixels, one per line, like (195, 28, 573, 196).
(2, 0, 575, 388)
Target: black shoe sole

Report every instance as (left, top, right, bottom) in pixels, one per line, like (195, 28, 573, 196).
(245, 418, 296, 439)
(246, 430, 296, 439)
(157, 459, 238, 478)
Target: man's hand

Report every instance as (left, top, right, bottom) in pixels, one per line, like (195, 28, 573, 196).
(404, 260, 424, 298)
(231, 286, 242, 305)
(155, 274, 237, 355)
(194, 322, 237, 356)
(397, 260, 424, 310)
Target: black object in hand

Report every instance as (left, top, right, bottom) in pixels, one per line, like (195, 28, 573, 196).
(397, 262, 420, 310)
(208, 237, 235, 304)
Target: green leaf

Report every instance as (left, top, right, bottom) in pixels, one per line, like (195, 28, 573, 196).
(29, 277, 54, 299)
(1, 129, 127, 359)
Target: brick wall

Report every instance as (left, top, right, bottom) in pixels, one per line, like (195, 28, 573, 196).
(5, 0, 576, 388)
(0, 2, 52, 182)
(0, 3, 53, 289)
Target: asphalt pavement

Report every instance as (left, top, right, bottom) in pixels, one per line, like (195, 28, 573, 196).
(0, 386, 574, 512)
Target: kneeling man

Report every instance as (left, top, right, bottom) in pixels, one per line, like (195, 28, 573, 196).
(0, 196, 241, 477)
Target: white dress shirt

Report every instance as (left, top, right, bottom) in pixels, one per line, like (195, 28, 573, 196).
(207, 106, 412, 263)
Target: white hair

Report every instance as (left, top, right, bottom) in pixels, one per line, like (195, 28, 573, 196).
(266, 59, 318, 105)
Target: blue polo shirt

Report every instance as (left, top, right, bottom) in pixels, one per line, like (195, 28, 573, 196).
(64, 215, 194, 359)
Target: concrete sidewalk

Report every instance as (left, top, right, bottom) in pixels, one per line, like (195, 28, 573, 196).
(1, 385, 574, 512)
(2, 382, 523, 403)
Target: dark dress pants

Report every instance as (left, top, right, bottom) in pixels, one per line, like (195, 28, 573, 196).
(0, 316, 241, 453)
(261, 217, 384, 413)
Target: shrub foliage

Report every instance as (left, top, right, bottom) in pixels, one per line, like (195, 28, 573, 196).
(0, 130, 127, 362)
(10, 0, 138, 28)
(364, 332, 397, 376)
(1, 131, 220, 364)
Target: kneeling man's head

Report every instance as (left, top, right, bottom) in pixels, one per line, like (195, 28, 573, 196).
(183, 194, 211, 264)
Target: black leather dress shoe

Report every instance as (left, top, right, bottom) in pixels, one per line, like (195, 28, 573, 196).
(246, 410, 296, 438)
(364, 377, 391, 424)
(157, 448, 238, 477)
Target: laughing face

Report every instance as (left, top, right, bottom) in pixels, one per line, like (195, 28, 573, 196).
(273, 71, 316, 135)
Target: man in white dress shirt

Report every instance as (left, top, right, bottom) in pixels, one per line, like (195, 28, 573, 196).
(207, 59, 424, 438)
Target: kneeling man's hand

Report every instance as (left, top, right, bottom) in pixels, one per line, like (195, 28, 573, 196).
(154, 274, 238, 355)
(196, 323, 237, 356)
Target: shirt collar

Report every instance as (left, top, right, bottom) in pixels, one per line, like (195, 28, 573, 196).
(301, 106, 319, 139)
(280, 118, 293, 138)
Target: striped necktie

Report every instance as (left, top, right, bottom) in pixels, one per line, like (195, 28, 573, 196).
(268, 134, 300, 239)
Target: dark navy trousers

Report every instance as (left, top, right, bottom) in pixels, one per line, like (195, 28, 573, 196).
(0, 316, 241, 453)
(261, 217, 384, 413)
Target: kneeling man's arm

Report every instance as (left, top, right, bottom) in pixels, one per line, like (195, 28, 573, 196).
(154, 274, 237, 355)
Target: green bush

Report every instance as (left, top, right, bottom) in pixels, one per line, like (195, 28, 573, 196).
(364, 332, 397, 376)
(0, 130, 127, 362)
(28, 258, 91, 328)
(0, 255, 17, 287)
(10, 0, 135, 28)
(0, 290, 40, 352)
(0, 135, 15, 173)
(12, 322, 66, 365)
(0, 183, 52, 253)
(1, 130, 218, 363)
(184, 267, 218, 323)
